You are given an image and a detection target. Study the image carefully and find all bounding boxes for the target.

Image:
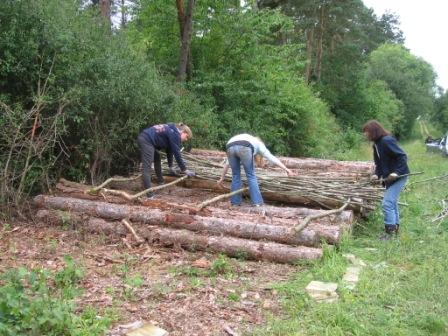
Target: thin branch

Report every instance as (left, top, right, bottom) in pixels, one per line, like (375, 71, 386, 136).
(121, 219, 145, 244)
(292, 199, 351, 234)
(197, 187, 248, 210)
(99, 175, 189, 201)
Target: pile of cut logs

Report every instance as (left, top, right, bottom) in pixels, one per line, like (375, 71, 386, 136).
(33, 149, 381, 264)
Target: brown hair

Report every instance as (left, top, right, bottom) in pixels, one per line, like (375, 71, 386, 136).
(254, 154, 265, 168)
(177, 122, 193, 139)
(362, 120, 390, 141)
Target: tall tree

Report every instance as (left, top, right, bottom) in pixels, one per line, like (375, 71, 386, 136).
(99, 0, 112, 28)
(176, 0, 195, 81)
(366, 44, 436, 138)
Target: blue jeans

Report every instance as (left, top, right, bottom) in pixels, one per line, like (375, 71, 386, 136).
(227, 145, 263, 205)
(382, 176, 408, 226)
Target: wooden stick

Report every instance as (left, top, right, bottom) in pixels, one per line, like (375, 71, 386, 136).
(196, 187, 248, 210)
(292, 200, 351, 234)
(100, 175, 188, 201)
(407, 173, 448, 187)
(88, 174, 142, 194)
(121, 219, 145, 244)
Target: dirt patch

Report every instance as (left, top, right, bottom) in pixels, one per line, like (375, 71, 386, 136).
(1, 219, 299, 336)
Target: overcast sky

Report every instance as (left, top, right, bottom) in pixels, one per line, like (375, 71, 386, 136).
(362, 0, 448, 91)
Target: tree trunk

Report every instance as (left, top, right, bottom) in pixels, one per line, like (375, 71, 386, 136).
(55, 178, 355, 225)
(33, 195, 349, 246)
(304, 27, 314, 83)
(315, 5, 325, 81)
(99, 0, 112, 30)
(35, 209, 322, 263)
(176, 0, 195, 82)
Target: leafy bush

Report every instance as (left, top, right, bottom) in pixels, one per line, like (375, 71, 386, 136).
(0, 0, 218, 203)
(0, 261, 110, 336)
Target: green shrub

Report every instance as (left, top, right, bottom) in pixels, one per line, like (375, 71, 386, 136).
(0, 263, 110, 336)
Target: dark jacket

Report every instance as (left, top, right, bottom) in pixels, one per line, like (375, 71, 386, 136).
(373, 135, 410, 187)
(140, 123, 186, 171)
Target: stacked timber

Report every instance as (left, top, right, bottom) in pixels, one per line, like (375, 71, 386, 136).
(108, 152, 382, 212)
(33, 176, 357, 264)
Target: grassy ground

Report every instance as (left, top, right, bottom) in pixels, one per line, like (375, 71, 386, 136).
(251, 140, 448, 336)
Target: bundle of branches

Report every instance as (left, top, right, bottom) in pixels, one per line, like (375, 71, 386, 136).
(160, 152, 383, 212)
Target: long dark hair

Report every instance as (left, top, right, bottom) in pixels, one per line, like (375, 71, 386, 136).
(362, 120, 390, 141)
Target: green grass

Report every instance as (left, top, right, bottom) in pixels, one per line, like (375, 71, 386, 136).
(250, 141, 448, 336)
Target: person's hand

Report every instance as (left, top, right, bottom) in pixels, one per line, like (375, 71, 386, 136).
(217, 177, 225, 188)
(370, 174, 379, 182)
(168, 167, 180, 176)
(286, 169, 297, 177)
(184, 169, 196, 177)
(386, 172, 399, 183)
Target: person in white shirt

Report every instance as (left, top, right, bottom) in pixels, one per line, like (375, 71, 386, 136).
(217, 134, 295, 206)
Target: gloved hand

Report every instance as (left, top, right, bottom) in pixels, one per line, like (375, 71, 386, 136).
(184, 169, 196, 177)
(168, 166, 181, 176)
(386, 172, 399, 183)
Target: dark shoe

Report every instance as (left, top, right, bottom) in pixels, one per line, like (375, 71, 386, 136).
(146, 192, 155, 200)
(379, 225, 397, 241)
(156, 178, 165, 185)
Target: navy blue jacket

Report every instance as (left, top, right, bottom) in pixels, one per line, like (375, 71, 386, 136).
(141, 123, 186, 171)
(373, 135, 410, 187)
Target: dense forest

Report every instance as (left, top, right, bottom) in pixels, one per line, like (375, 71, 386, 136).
(1, 0, 447, 206)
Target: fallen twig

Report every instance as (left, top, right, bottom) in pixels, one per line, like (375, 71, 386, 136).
(98, 175, 188, 201)
(88, 174, 142, 194)
(292, 199, 351, 234)
(121, 219, 145, 244)
(197, 187, 248, 210)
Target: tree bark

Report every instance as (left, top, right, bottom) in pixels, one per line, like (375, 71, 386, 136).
(176, 0, 195, 82)
(99, 0, 112, 30)
(55, 178, 355, 225)
(304, 27, 314, 83)
(315, 5, 325, 81)
(36, 209, 127, 235)
(35, 209, 322, 263)
(33, 195, 347, 246)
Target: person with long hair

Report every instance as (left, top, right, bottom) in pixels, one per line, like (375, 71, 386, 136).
(217, 134, 295, 206)
(362, 120, 410, 240)
(137, 123, 195, 199)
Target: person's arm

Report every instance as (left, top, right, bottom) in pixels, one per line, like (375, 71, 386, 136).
(167, 132, 187, 172)
(373, 144, 382, 178)
(166, 149, 174, 168)
(217, 162, 230, 187)
(258, 143, 295, 176)
(385, 138, 408, 176)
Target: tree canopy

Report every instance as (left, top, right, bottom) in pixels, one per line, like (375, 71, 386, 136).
(0, 0, 441, 203)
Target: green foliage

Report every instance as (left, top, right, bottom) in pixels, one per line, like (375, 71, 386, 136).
(433, 90, 448, 131)
(0, 0, 218, 200)
(251, 140, 448, 335)
(0, 264, 110, 336)
(191, 5, 344, 156)
(366, 44, 437, 138)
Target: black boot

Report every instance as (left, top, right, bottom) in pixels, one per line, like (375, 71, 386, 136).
(379, 225, 397, 241)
